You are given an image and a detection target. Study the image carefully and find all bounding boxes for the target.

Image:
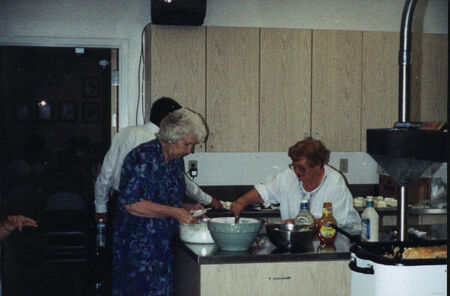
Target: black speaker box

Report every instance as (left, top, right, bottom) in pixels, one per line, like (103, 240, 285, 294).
(151, 0, 207, 26)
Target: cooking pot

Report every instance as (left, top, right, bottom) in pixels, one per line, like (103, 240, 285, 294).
(179, 218, 214, 244)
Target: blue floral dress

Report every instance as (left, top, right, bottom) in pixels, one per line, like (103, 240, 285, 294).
(112, 140, 184, 296)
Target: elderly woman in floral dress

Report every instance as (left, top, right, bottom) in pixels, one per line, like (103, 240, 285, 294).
(112, 108, 207, 296)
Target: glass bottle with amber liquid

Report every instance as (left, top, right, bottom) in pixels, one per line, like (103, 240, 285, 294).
(317, 202, 337, 244)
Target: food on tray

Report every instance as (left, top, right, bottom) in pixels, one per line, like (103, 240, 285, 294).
(374, 200, 387, 208)
(353, 197, 366, 207)
(220, 201, 232, 210)
(402, 245, 447, 259)
(384, 197, 397, 207)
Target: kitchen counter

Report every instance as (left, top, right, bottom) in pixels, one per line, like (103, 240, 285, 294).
(174, 225, 446, 296)
(174, 233, 352, 296)
(179, 233, 351, 265)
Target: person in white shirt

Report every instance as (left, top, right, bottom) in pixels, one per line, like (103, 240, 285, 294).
(94, 97, 222, 222)
(230, 137, 360, 229)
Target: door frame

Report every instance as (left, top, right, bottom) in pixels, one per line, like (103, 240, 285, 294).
(0, 36, 129, 128)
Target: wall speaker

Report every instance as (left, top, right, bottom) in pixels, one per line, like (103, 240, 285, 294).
(151, 0, 207, 26)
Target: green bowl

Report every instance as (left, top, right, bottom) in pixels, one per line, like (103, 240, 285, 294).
(207, 217, 262, 251)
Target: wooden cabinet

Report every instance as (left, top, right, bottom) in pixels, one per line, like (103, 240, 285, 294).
(146, 26, 447, 153)
(361, 31, 399, 151)
(312, 30, 362, 152)
(201, 261, 350, 296)
(260, 28, 311, 152)
(174, 247, 350, 296)
(206, 27, 260, 152)
(149, 25, 206, 151)
(411, 33, 448, 122)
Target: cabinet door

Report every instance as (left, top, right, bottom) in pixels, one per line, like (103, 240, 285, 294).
(312, 30, 362, 152)
(201, 261, 350, 296)
(206, 27, 259, 152)
(411, 33, 448, 122)
(260, 28, 312, 152)
(361, 31, 399, 151)
(150, 25, 206, 150)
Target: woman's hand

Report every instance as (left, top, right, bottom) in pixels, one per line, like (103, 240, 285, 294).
(182, 203, 204, 211)
(175, 208, 198, 224)
(208, 198, 224, 210)
(5, 215, 38, 231)
(230, 201, 246, 217)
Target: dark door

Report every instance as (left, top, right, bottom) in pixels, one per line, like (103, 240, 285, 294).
(0, 46, 111, 296)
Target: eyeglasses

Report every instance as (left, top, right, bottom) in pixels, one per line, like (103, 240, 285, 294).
(289, 163, 309, 172)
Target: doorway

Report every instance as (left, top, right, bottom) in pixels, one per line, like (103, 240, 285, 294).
(0, 45, 113, 295)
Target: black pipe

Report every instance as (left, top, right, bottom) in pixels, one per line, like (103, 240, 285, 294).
(398, 0, 417, 123)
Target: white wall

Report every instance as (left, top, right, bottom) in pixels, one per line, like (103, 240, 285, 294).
(185, 152, 380, 185)
(0, 0, 447, 127)
(205, 0, 448, 33)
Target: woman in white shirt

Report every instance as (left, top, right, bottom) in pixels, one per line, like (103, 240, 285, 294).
(230, 138, 360, 229)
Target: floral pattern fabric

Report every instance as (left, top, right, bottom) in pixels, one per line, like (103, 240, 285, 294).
(112, 140, 184, 296)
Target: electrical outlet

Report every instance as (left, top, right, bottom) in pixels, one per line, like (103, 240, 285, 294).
(188, 160, 198, 178)
(188, 160, 197, 171)
(339, 158, 348, 173)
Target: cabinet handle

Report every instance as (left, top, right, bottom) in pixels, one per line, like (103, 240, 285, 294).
(209, 133, 215, 149)
(268, 276, 291, 280)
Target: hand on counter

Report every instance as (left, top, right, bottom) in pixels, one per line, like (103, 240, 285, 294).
(208, 198, 224, 210)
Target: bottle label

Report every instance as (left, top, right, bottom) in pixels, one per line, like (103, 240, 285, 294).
(362, 218, 370, 239)
(295, 216, 314, 226)
(319, 223, 336, 238)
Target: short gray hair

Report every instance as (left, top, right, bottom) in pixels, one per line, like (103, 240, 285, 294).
(156, 108, 208, 143)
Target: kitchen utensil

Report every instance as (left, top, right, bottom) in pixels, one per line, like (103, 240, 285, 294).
(265, 223, 316, 252)
(179, 217, 214, 244)
(190, 208, 210, 218)
(207, 217, 262, 251)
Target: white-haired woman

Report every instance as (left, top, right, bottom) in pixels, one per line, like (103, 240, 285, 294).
(112, 108, 208, 296)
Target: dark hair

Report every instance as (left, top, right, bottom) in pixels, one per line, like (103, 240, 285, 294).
(288, 137, 330, 167)
(149, 97, 182, 126)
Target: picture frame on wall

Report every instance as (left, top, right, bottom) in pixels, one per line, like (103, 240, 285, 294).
(82, 102, 100, 123)
(15, 102, 30, 121)
(59, 101, 77, 122)
(82, 77, 100, 98)
(36, 100, 53, 121)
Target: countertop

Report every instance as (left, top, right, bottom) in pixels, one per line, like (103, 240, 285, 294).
(178, 224, 447, 265)
(179, 233, 352, 265)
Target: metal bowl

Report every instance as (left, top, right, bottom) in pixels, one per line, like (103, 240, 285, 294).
(265, 223, 316, 251)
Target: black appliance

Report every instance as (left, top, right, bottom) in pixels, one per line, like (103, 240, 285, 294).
(151, 0, 207, 26)
(366, 0, 448, 242)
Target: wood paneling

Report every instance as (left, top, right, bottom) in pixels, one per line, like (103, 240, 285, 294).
(150, 25, 206, 117)
(411, 33, 448, 122)
(200, 261, 350, 296)
(206, 27, 259, 152)
(361, 31, 399, 151)
(260, 28, 312, 152)
(312, 30, 362, 152)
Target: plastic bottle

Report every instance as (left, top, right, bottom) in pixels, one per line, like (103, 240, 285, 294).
(361, 197, 379, 242)
(317, 202, 337, 244)
(96, 219, 106, 255)
(95, 219, 107, 295)
(294, 199, 316, 231)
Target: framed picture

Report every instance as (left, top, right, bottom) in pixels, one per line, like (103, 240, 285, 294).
(36, 100, 53, 121)
(82, 102, 100, 123)
(15, 102, 31, 121)
(59, 101, 77, 121)
(82, 77, 100, 98)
